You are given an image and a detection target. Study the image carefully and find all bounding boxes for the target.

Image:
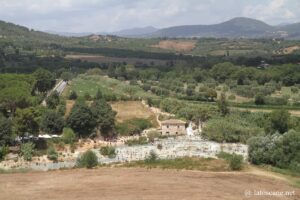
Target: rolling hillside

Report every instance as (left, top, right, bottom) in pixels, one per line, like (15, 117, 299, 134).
(141, 17, 300, 39)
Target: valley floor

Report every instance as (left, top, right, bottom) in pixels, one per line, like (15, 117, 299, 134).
(0, 167, 299, 200)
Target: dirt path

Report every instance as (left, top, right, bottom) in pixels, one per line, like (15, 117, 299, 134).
(0, 168, 298, 200)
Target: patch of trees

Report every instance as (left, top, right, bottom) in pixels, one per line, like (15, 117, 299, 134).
(248, 130, 300, 172)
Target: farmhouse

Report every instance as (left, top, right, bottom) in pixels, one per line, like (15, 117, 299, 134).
(161, 119, 186, 136)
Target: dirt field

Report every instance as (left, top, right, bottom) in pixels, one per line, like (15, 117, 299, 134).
(282, 45, 300, 54)
(151, 40, 196, 51)
(111, 101, 157, 124)
(0, 168, 298, 200)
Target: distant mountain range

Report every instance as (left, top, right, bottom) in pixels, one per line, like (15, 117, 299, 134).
(2, 17, 300, 39)
(108, 17, 300, 39)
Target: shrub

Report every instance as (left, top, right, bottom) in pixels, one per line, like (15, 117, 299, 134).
(0, 146, 9, 161)
(100, 146, 116, 158)
(69, 91, 78, 100)
(291, 86, 298, 94)
(147, 131, 160, 142)
(20, 142, 35, 161)
(157, 144, 163, 150)
(145, 150, 158, 163)
(229, 154, 243, 171)
(125, 136, 148, 146)
(116, 118, 153, 136)
(228, 94, 236, 100)
(61, 128, 76, 144)
(47, 147, 58, 162)
(76, 150, 98, 168)
(254, 93, 265, 105)
(84, 92, 92, 101)
(86, 68, 102, 76)
(217, 152, 243, 171)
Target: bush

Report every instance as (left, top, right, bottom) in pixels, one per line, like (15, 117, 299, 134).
(100, 146, 116, 158)
(147, 130, 160, 142)
(291, 86, 298, 94)
(145, 150, 158, 163)
(20, 142, 35, 161)
(69, 91, 78, 100)
(217, 152, 243, 171)
(228, 94, 236, 100)
(76, 150, 98, 168)
(47, 147, 58, 162)
(254, 93, 265, 105)
(157, 144, 163, 150)
(0, 146, 9, 161)
(61, 128, 76, 144)
(125, 136, 148, 146)
(84, 92, 92, 101)
(116, 118, 153, 136)
(229, 154, 243, 171)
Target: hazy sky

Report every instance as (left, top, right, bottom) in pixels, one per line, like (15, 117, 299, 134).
(0, 0, 299, 32)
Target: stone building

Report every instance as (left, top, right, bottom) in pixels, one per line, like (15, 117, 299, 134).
(161, 119, 186, 136)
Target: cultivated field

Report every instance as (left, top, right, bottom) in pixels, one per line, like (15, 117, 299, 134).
(151, 40, 196, 51)
(0, 168, 299, 200)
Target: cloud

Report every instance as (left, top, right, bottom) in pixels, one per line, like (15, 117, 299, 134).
(243, 0, 297, 23)
(0, 0, 299, 32)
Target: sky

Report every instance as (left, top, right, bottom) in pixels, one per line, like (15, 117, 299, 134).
(0, 0, 299, 33)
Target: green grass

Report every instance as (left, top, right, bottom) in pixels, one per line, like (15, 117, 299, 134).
(258, 165, 300, 188)
(0, 168, 31, 174)
(67, 74, 158, 100)
(121, 157, 230, 171)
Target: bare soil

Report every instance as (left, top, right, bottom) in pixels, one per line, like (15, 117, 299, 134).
(0, 168, 299, 200)
(151, 40, 196, 51)
(282, 46, 300, 54)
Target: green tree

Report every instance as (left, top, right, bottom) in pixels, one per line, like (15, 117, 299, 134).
(40, 110, 64, 134)
(269, 109, 290, 134)
(0, 86, 32, 115)
(69, 91, 78, 100)
(254, 93, 265, 105)
(46, 92, 60, 109)
(60, 72, 73, 81)
(94, 89, 103, 100)
(33, 68, 55, 93)
(67, 102, 96, 137)
(217, 93, 229, 116)
(61, 128, 76, 144)
(20, 142, 35, 161)
(0, 115, 13, 146)
(14, 107, 42, 139)
(91, 99, 116, 138)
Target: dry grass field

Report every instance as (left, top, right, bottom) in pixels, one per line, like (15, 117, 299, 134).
(151, 40, 196, 51)
(0, 168, 299, 200)
(111, 101, 158, 125)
